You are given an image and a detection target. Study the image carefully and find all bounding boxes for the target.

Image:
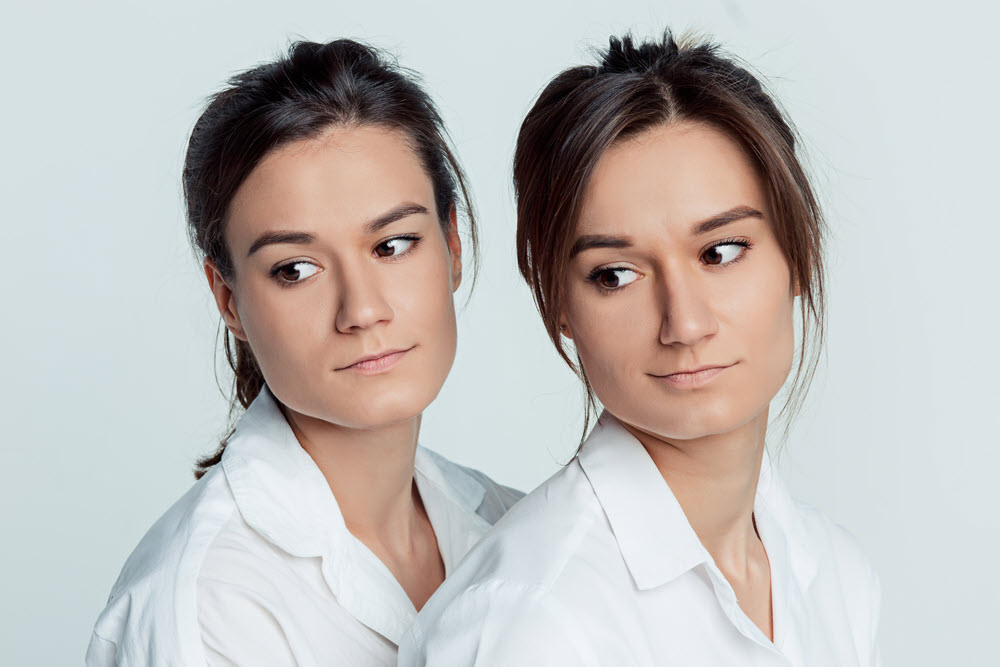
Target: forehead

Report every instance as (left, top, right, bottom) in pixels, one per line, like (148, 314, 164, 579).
(577, 120, 769, 237)
(226, 125, 434, 253)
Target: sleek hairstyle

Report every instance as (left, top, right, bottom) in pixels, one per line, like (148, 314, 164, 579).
(514, 31, 826, 440)
(184, 39, 478, 478)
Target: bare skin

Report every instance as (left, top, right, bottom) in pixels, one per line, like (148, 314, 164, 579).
(562, 120, 800, 640)
(205, 125, 462, 610)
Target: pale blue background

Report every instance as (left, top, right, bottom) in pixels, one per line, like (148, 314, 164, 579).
(1, 0, 996, 664)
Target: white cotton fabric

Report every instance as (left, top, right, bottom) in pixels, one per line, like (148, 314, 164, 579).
(400, 411, 881, 667)
(86, 386, 522, 667)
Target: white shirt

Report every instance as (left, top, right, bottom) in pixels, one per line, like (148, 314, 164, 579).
(86, 386, 522, 667)
(400, 411, 882, 667)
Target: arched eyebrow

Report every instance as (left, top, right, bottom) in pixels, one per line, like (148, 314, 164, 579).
(246, 231, 317, 257)
(691, 205, 763, 235)
(569, 235, 633, 258)
(569, 205, 764, 259)
(246, 202, 431, 257)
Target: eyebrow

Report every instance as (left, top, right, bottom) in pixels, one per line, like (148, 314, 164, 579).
(569, 234, 633, 258)
(364, 202, 430, 234)
(568, 205, 764, 259)
(690, 205, 764, 236)
(246, 202, 431, 257)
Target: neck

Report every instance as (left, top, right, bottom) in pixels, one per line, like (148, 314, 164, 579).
(621, 409, 768, 570)
(281, 405, 424, 546)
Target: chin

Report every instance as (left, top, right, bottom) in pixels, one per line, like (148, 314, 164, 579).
(620, 393, 752, 442)
(327, 388, 433, 430)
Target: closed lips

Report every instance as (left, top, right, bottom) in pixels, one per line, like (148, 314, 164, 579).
(338, 347, 413, 371)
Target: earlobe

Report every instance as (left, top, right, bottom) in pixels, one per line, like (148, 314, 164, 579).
(559, 321, 574, 341)
(203, 259, 248, 342)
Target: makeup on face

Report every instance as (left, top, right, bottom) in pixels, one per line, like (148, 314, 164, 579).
(336, 346, 416, 375)
(220, 125, 462, 429)
(563, 120, 796, 441)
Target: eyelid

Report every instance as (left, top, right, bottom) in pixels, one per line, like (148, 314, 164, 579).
(374, 233, 422, 260)
(269, 257, 319, 274)
(701, 236, 753, 264)
(585, 260, 642, 276)
(701, 236, 752, 253)
(269, 259, 322, 288)
(585, 264, 642, 294)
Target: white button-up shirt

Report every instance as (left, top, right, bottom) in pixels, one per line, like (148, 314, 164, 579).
(86, 386, 522, 666)
(401, 411, 881, 667)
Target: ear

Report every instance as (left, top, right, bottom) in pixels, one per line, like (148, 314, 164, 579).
(558, 311, 574, 341)
(204, 258, 248, 342)
(445, 205, 463, 292)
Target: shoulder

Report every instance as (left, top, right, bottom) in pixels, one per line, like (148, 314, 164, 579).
(196, 520, 302, 666)
(400, 578, 602, 667)
(404, 461, 615, 664)
(789, 499, 882, 662)
(88, 466, 238, 666)
(417, 446, 525, 523)
(794, 499, 881, 595)
(457, 459, 608, 588)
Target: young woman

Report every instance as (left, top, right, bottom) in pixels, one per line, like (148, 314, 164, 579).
(86, 39, 521, 666)
(401, 32, 881, 666)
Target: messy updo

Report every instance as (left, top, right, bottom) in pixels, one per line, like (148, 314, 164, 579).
(514, 31, 826, 440)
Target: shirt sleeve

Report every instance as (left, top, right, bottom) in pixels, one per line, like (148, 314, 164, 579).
(403, 580, 602, 667)
(84, 632, 118, 666)
(197, 576, 298, 667)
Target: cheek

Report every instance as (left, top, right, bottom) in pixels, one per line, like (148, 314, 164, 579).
(565, 285, 656, 393)
(234, 282, 331, 382)
(729, 254, 796, 392)
(400, 251, 457, 352)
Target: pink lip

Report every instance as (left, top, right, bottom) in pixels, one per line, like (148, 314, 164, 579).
(653, 362, 737, 389)
(338, 347, 414, 374)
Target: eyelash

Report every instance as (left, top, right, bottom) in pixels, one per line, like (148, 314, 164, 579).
(584, 237, 754, 295)
(376, 234, 423, 262)
(270, 261, 317, 289)
(585, 266, 631, 295)
(706, 237, 754, 266)
(268, 234, 424, 288)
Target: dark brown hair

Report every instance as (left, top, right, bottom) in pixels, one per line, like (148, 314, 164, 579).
(514, 31, 826, 442)
(184, 39, 478, 478)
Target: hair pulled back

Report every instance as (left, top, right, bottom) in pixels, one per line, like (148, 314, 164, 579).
(184, 39, 478, 478)
(514, 31, 826, 441)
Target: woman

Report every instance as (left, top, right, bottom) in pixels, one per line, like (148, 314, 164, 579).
(401, 32, 881, 666)
(86, 39, 521, 666)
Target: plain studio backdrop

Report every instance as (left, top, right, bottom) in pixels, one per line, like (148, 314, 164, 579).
(1, 0, 996, 664)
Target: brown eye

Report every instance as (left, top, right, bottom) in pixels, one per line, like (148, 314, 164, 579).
(598, 270, 620, 288)
(375, 237, 416, 258)
(589, 267, 639, 291)
(273, 261, 319, 284)
(703, 243, 745, 266)
(278, 265, 301, 280)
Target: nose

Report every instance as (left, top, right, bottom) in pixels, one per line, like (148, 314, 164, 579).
(334, 263, 394, 333)
(656, 267, 719, 347)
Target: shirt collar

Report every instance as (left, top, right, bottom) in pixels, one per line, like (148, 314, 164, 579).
(577, 410, 818, 595)
(414, 446, 486, 516)
(413, 447, 491, 575)
(222, 385, 343, 558)
(220, 385, 490, 644)
(578, 411, 710, 590)
(753, 449, 819, 594)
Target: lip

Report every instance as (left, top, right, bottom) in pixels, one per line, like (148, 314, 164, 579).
(652, 362, 737, 390)
(337, 346, 415, 374)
